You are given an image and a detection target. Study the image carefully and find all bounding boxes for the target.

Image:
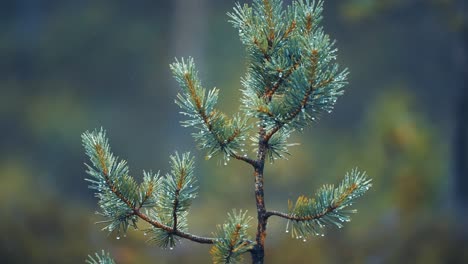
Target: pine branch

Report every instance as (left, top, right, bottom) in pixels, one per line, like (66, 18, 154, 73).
(86, 250, 116, 264)
(137, 171, 160, 210)
(147, 152, 201, 248)
(82, 129, 216, 246)
(210, 210, 254, 264)
(254, 129, 299, 162)
(264, 60, 300, 102)
(83, 1, 371, 263)
(82, 129, 139, 233)
(261, 0, 275, 45)
(266, 169, 372, 240)
(231, 0, 348, 162)
(170, 58, 251, 165)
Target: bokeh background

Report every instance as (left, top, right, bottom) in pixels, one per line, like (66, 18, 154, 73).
(1, 0, 467, 263)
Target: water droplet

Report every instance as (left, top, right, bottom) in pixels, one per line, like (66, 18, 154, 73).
(144, 232, 147, 236)
(189, 184, 193, 188)
(169, 247, 174, 250)
(116, 236, 120, 240)
(123, 234, 127, 238)
(285, 230, 289, 233)
(303, 238, 307, 242)
(224, 161, 228, 166)
(243, 154, 248, 157)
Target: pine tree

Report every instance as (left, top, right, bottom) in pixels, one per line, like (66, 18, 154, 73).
(81, 1, 372, 263)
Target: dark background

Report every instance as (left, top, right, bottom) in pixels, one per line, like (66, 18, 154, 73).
(1, 0, 467, 263)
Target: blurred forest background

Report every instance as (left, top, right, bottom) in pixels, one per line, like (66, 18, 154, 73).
(1, 0, 467, 263)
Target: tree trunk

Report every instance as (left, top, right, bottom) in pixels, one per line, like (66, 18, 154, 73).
(251, 139, 269, 263)
(251, 244, 265, 264)
(453, 23, 468, 218)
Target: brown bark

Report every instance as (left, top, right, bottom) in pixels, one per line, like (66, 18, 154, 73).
(250, 135, 269, 263)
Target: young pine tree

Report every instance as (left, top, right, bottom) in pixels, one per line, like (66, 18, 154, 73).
(82, 1, 372, 263)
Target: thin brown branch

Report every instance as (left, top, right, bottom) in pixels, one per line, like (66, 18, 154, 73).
(257, 106, 275, 117)
(224, 224, 242, 263)
(183, 75, 252, 165)
(172, 189, 180, 231)
(264, 125, 282, 143)
(265, 210, 326, 221)
(172, 168, 186, 230)
(305, 13, 313, 35)
(264, 61, 300, 102)
(253, 0, 276, 62)
(265, 183, 359, 221)
(136, 210, 215, 244)
(95, 145, 109, 176)
(282, 20, 297, 39)
(231, 153, 257, 167)
(261, 24, 301, 99)
(137, 181, 154, 210)
(224, 128, 241, 147)
(262, 0, 275, 44)
(230, 224, 242, 248)
(264, 50, 329, 142)
(253, 37, 269, 59)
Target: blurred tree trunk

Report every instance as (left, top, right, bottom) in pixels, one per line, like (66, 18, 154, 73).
(454, 70, 467, 212)
(453, 16, 468, 218)
(171, 0, 208, 60)
(14, 0, 43, 81)
(169, 0, 208, 143)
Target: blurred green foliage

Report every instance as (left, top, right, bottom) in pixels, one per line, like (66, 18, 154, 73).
(1, 0, 466, 263)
